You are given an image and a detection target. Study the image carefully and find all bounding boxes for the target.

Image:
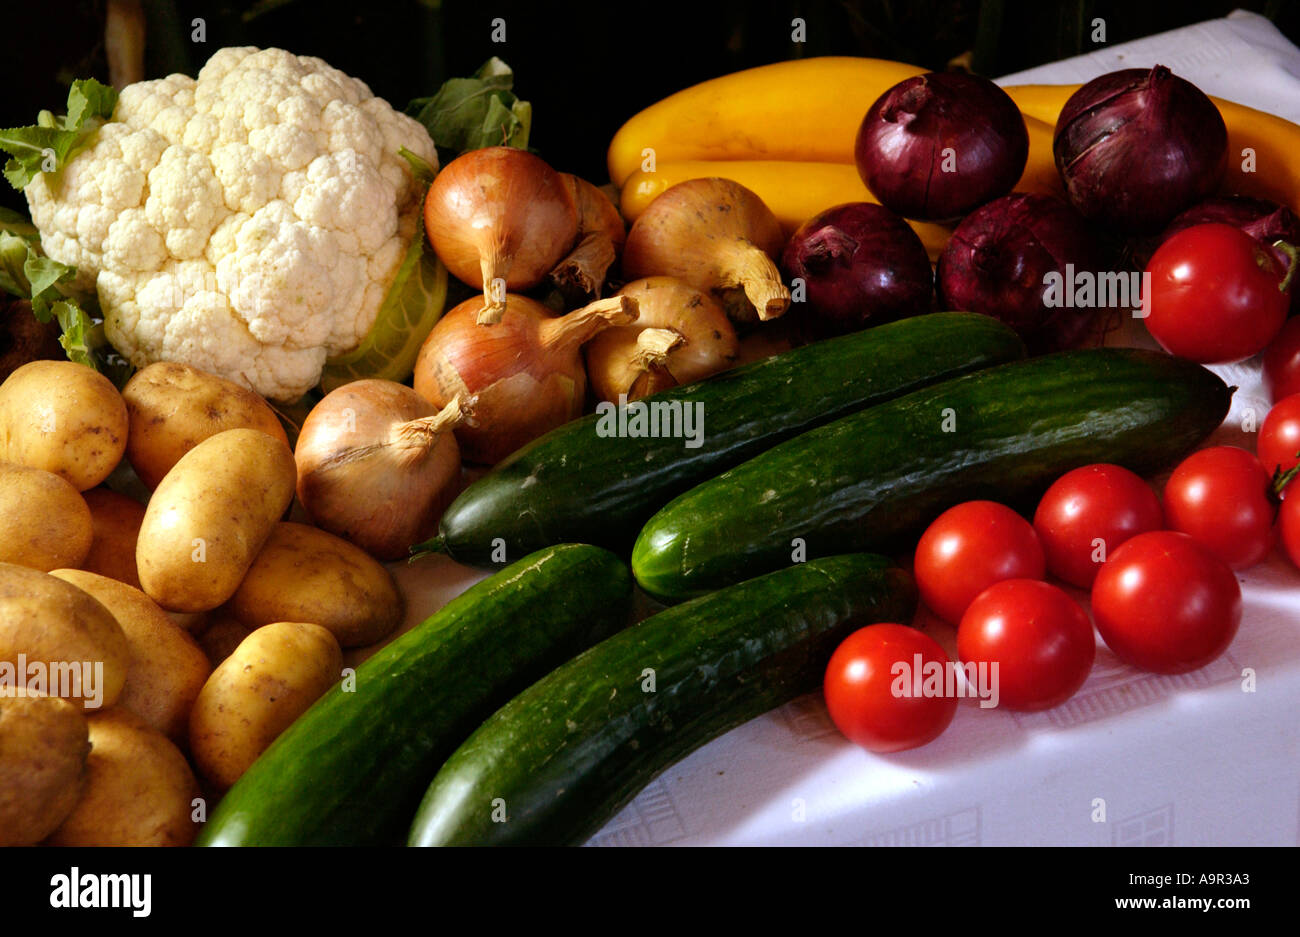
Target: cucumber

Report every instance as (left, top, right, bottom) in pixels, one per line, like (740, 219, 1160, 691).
(408, 553, 916, 846)
(196, 544, 632, 846)
(419, 312, 1025, 563)
(633, 348, 1232, 601)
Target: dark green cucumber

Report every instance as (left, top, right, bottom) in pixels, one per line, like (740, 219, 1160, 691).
(196, 544, 632, 846)
(633, 348, 1231, 601)
(408, 553, 916, 846)
(420, 312, 1025, 563)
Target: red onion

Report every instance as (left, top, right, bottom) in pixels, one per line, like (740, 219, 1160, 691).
(936, 193, 1105, 353)
(781, 202, 933, 335)
(1053, 66, 1227, 235)
(855, 72, 1028, 221)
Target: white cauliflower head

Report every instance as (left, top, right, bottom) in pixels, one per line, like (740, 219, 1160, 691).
(25, 46, 438, 401)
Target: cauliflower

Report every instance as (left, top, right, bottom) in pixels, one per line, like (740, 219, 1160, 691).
(23, 47, 438, 401)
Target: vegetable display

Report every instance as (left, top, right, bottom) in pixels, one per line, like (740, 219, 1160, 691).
(3, 34, 1299, 851)
(408, 554, 916, 846)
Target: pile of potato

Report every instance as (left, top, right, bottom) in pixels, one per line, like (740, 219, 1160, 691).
(0, 360, 404, 846)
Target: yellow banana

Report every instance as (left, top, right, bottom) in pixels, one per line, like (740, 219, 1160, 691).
(1004, 84, 1300, 214)
(607, 57, 925, 186)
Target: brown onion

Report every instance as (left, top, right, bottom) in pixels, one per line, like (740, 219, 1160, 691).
(549, 174, 626, 302)
(1053, 66, 1227, 234)
(414, 293, 637, 464)
(295, 380, 472, 561)
(622, 178, 790, 322)
(585, 276, 740, 402)
(424, 147, 579, 324)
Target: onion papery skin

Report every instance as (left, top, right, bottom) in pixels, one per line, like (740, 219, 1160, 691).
(781, 202, 934, 335)
(855, 72, 1029, 222)
(1053, 66, 1228, 235)
(936, 193, 1105, 354)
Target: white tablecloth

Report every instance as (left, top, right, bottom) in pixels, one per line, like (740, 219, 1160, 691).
(398, 10, 1300, 846)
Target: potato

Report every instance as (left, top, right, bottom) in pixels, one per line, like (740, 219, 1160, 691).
(50, 570, 210, 742)
(197, 614, 253, 668)
(189, 621, 341, 789)
(0, 463, 92, 571)
(231, 522, 404, 647)
(0, 563, 129, 709)
(136, 428, 296, 613)
(45, 708, 200, 846)
(79, 488, 146, 587)
(0, 360, 128, 490)
(0, 693, 90, 846)
(122, 361, 290, 490)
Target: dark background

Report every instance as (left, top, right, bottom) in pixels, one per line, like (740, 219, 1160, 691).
(3, 0, 1298, 216)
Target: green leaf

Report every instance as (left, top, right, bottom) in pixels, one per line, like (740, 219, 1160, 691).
(0, 206, 37, 238)
(405, 57, 532, 163)
(397, 146, 438, 186)
(321, 211, 448, 392)
(0, 231, 31, 301)
(0, 78, 117, 190)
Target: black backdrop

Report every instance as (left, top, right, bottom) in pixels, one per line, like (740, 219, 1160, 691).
(3, 0, 1298, 216)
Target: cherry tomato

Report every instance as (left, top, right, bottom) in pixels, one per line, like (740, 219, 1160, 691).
(1033, 463, 1164, 588)
(1163, 445, 1275, 569)
(1280, 492, 1300, 571)
(913, 500, 1045, 624)
(1091, 531, 1241, 674)
(823, 624, 958, 753)
(1144, 223, 1290, 363)
(1263, 316, 1300, 403)
(956, 579, 1095, 712)
(1258, 393, 1300, 480)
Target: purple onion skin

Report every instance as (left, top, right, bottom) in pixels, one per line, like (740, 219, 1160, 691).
(936, 193, 1105, 354)
(855, 72, 1029, 221)
(1054, 66, 1227, 235)
(781, 202, 934, 336)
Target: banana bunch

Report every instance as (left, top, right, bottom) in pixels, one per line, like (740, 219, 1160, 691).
(609, 58, 1300, 259)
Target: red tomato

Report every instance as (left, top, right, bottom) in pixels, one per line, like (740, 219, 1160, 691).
(913, 501, 1045, 624)
(1091, 531, 1241, 674)
(1163, 445, 1275, 569)
(1033, 463, 1164, 588)
(1258, 393, 1300, 480)
(1144, 223, 1290, 363)
(1263, 316, 1300, 403)
(956, 579, 1095, 712)
(823, 624, 957, 753)
(1280, 493, 1300, 570)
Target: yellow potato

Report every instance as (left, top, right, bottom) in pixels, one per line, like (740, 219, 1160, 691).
(79, 488, 146, 588)
(189, 621, 342, 789)
(0, 693, 90, 846)
(122, 361, 290, 490)
(197, 614, 253, 668)
(136, 428, 296, 613)
(0, 360, 128, 490)
(51, 570, 211, 742)
(45, 708, 201, 846)
(231, 522, 404, 647)
(0, 563, 129, 710)
(0, 463, 92, 571)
